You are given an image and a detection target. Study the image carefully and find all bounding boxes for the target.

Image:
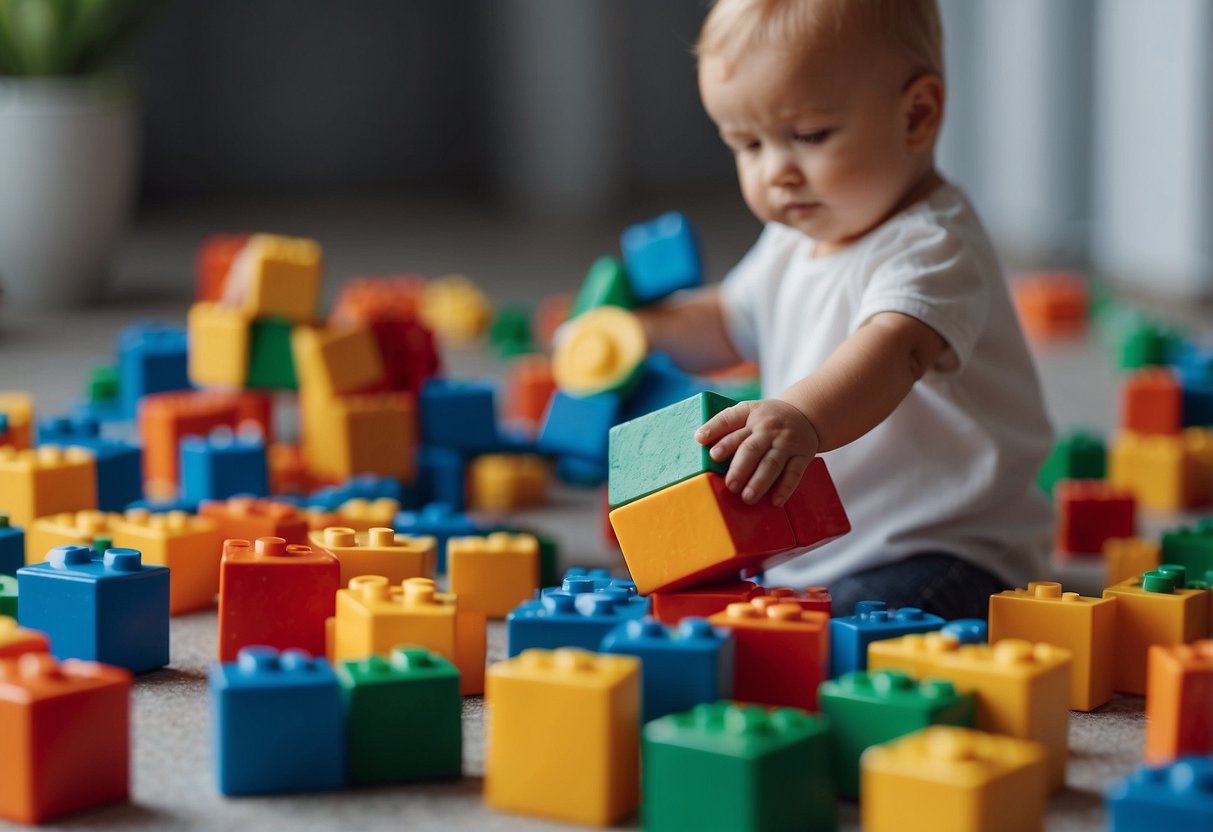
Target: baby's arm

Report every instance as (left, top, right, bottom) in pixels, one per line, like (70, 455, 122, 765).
(696, 311, 948, 506)
(634, 288, 746, 375)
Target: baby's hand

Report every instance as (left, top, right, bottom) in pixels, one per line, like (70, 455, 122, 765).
(694, 399, 819, 507)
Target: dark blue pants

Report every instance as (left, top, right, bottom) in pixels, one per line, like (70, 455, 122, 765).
(826, 552, 1010, 620)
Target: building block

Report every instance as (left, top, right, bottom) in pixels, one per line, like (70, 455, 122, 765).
(36, 414, 143, 512)
(552, 305, 646, 397)
(108, 509, 223, 615)
(138, 390, 241, 487)
(488, 304, 533, 357)
(466, 453, 548, 512)
(499, 525, 560, 588)
(1145, 640, 1213, 762)
(867, 631, 963, 679)
(620, 211, 702, 304)
(268, 442, 311, 495)
(305, 474, 405, 510)
(1122, 368, 1183, 435)
(330, 275, 426, 324)
(650, 580, 761, 625)
(708, 597, 829, 711)
(394, 503, 489, 573)
(418, 378, 501, 452)
(538, 389, 621, 464)
(0, 617, 49, 658)
(79, 364, 123, 423)
(0, 576, 15, 618)
(761, 585, 833, 615)
(414, 445, 466, 510)
(0, 391, 34, 448)
(820, 670, 976, 799)
(502, 354, 556, 433)
(1037, 430, 1106, 495)
(780, 455, 852, 547)
(309, 526, 435, 587)
(1161, 519, 1213, 583)
(198, 496, 309, 545)
(618, 352, 710, 422)
(1011, 270, 1088, 342)
(507, 587, 649, 657)
(1183, 383, 1213, 427)
(301, 391, 415, 481)
(0, 446, 97, 528)
(187, 301, 250, 388)
(364, 317, 440, 394)
(17, 546, 169, 673)
(1105, 537, 1162, 587)
(229, 233, 322, 322)
(208, 646, 344, 796)
(540, 568, 640, 599)
(485, 648, 640, 827)
(1119, 318, 1183, 370)
(861, 726, 1047, 832)
(1186, 427, 1213, 504)
(245, 316, 298, 390)
(195, 232, 250, 301)
(988, 581, 1117, 711)
(217, 537, 340, 661)
(0, 653, 131, 824)
(448, 532, 539, 619)
(0, 515, 23, 575)
(555, 453, 609, 486)
(1103, 569, 1210, 695)
(25, 510, 114, 566)
(829, 601, 946, 678)
(570, 254, 636, 318)
(419, 274, 493, 345)
(1055, 479, 1135, 555)
(329, 576, 485, 695)
(291, 324, 386, 396)
(941, 618, 989, 644)
(642, 701, 835, 832)
(1105, 756, 1213, 830)
(319, 497, 402, 534)
(336, 646, 461, 784)
(117, 321, 191, 418)
(1110, 430, 1209, 511)
(600, 617, 733, 723)
(179, 426, 269, 503)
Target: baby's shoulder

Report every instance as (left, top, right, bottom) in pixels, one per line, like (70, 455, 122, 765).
(863, 186, 999, 280)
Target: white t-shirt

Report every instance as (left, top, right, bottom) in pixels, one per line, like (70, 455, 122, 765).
(720, 183, 1054, 588)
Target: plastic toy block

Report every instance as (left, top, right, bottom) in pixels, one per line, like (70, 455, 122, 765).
(651, 580, 762, 625)
(336, 646, 461, 784)
(301, 391, 415, 481)
(600, 617, 734, 723)
(779, 456, 852, 547)
(820, 670, 976, 799)
(198, 496, 308, 545)
(291, 324, 386, 397)
(310, 526, 436, 587)
(448, 532, 539, 619)
(0, 391, 34, 448)
(0, 446, 97, 528)
(829, 601, 947, 678)
(179, 427, 269, 504)
(0, 576, 15, 617)
(414, 445, 466, 510)
(394, 502, 488, 574)
(541, 568, 640, 599)
(246, 316, 298, 390)
(570, 254, 636, 318)
(555, 452, 609, 486)
(195, 232, 251, 301)
(327, 498, 402, 532)
(208, 646, 344, 796)
(708, 598, 829, 711)
(610, 471, 797, 595)
(941, 618, 988, 644)
(0, 617, 48, 658)
(0, 515, 23, 575)
(418, 378, 501, 452)
(419, 274, 493, 345)
(108, 509, 223, 615)
(642, 702, 835, 832)
(1102, 569, 1211, 695)
(620, 211, 703, 304)
(538, 389, 621, 464)
(618, 352, 710, 422)
(502, 354, 556, 433)
(268, 442, 311, 495)
(1011, 270, 1088, 342)
(1037, 430, 1106, 495)
(187, 301, 250, 388)
(17, 546, 169, 673)
(465, 453, 548, 513)
(1145, 640, 1213, 762)
(330, 275, 427, 324)
(1109, 430, 1208, 511)
(35, 416, 142, 512)
(607, 391, 734, 508)
(1105, 537, 1162, 587)
(1183, 383, 1213, 428)
(552, 305, 646, 397)
(1055, 479, 1135, 556)
(1106, 756, 1213, 829)
(227, 233, 322, 321)
(485, 648, 640, 826)
(0, 653, 131, 824)
(364, 317, 440, 394)
(1161, 519, 1213, 582)
(138, 390, 241, 487)
(989, 582, 1116, 711)
(488, 304, 533, 357)
(1122, 368, 1182, 434)
(1186, 427, 1213, 504)
(507, 587, 649, 657)
(117, 321, 192, 419)
(533, 291, 572, 351)
(305, 474, 405, 510)
(861, 726, 1047, 832)
(1119, 318, 1184, 370)
(217, 537, 340, 661)
(84, 364, 122, 416)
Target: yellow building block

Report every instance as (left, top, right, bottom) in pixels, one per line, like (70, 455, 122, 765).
(1103, 537, 1161, 587)
(301, 391, 415, 481)
(333, 498, 401, 532)
(860, 726, 1047, 832)
(988, 581, 1117, 711)
(25, 510, 112, 565)
(309, 526, 435, 587)
(231, 233, 322, 322)
(187, 301, 250, 388)
(867, 631, 962, 679)
(291, 324, 385, 397)
(419, 274, 493, 345)
(0, 392, 34, 449)
(485, 648, 640, 827)
(109, 509, 223, 615)
(1102, 570, 1210, 695)
(448, 533, 539, 619)
(466, 454, 549, 512)
(0, 446, 96, 527)
(330, 576, 485, 695)
(552, 305, 646, 396)
(1109, 430, 1203, 511)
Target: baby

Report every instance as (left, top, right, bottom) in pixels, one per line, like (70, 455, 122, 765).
(636, 0, 1054, 619)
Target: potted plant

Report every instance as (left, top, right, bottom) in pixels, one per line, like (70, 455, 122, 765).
(0, 0, 162, 310)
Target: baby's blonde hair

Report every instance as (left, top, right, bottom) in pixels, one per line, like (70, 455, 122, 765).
(697, 0, 943, 80)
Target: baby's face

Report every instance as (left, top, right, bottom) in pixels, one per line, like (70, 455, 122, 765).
(700, 33, 922, 251)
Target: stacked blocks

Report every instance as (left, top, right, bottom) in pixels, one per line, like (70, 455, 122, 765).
(301, 391, 415, 482)
(108, 509, 223, 615)
(179, 426, 269, 503)
(393, 502, 488, 573)
(0, 515, 22, 575)
(642, 702, 835, 832)
(507, 588, 649, 657)
(0, 616, 49, 658)
(1011, 271, 1088, 341)
(310, 526, 436, 587)
(209, 646, 344, 796)
(247, 317, 298, 390)
(448, 532, 539, 619)
(17, 546, 169, 673)
(1037, 430, 1105, 495)
(1110, 430, 1212, 511)
(1105, 756, 1213, 830)
(36, 415, 142, 511)
(230, 234, 322, 321)
(194, 233, 250, 301)
(0, 446, 97, 528)
(619, 211, 702, 303)
(336, 646, 462, 784)
(1145, 640, 1213, 762)
(485, 648, 640, 827)
(0, 653, 132, 824)
(599, 617, 734, 723)
(198, 496, 309, 545)
(828, 600, 946, 678)
(117, 321, 191, 419)
(1055, 479, 1135, 555)
(1122, 368, 1182, 434)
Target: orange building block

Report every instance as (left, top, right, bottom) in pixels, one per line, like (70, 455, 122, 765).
(138, 390, 241, 487)
(1103, 537, 1161, 588)
(198, 497, 309, 545)
(1103, 570, 1210, 695)
(1121, 368, 1182, 435)
(1011, 271, 1088, 341)
(309, 526, 436, 586)
(291, 324, 386, 397)
(1109, 431, 1208, 511)
(195, 233, 251, 302)
(0, 653, 131, 824)
(0, 446, 97, 528)
(301, 391, 416, 481)
(988, 581, 1117, 711)
(0, 617, 49, 658)
(503, 354, 557, 433)
(0, 392, 34, 449)
(25, 509, 112, 565)
(1145, 640, 1213, 763)
(448, 533, 540, 619)
(109, 509, 223, 615)
(268, 443, 313, 495)
(466, 454, 549, 513)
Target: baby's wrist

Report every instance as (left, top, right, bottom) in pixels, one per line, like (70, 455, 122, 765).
(774, 393, 821, 448)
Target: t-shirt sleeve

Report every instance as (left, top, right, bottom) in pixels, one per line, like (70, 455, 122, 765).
(852, 219, 992, 374)
(719, 223, 786, 363)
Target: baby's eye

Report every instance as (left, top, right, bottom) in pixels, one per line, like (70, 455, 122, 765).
(794, 129, 832, 145)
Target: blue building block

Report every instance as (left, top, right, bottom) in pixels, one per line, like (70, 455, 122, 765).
(17, 545, 169, 673)
(537, 389, 621, 464)
(416, 445, 467, 509)
(828, 600, 946, 678)
(419, 378, 501, 452)
(306, 474, 405, 511)
(180, 427, 269, 504)
(554, 454, 608, 487)
(600, 617, 734, 723)
(506, 589, 650, 657)
(209, 646, 346, 796)
(1106, 756, 1213, 830)
(619, 353, 709, 422)
(117, 321, 191, 418)
(37, 414, 143, 511)
(394, 502, 492, 574)
(941, 618, 988, 645)
(540, 568, 639, 599)
(0, 514, 23, 576)
(620, 211, 703, 304)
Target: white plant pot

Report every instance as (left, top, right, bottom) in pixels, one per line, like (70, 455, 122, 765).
(0, 76, 138, 310)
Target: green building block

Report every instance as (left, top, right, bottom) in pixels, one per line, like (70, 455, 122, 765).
(642, 701, 835, 832)
(336, 646, 462, 784)
(1120, 320, 1184, 370)
(607, 391, 736, 508)
(87, 364, 120, 405)
(571, 255, 636, 319)
(0, 575, 16, 618)
(489, 306, 533, 357)
(1037, 430, 1106, 495)
(247, 317, 298, 390)
(818, 669, 976, 799)
(1162, 519, 1213, 579)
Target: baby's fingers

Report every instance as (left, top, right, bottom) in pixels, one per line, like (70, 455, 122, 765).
(695, 402, 755, 446)
(739, 447, 787, 505)
(707, 426, 750, 463)
(770, 455, 810, 508)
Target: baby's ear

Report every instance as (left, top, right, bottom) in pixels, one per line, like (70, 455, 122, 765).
(902, 73, 945, 152)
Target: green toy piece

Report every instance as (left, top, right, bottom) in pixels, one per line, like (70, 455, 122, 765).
(489, 306, 533, 358)
(818, 669, 976, 799)
(247, 317, 298, 390)
(1037, 430, 1106, 495)
(0, 575, 17, 618)
(642, 701, 836, 832)
(1119, 319, 1184, 371)
(87, 364, 120, 405)
(1161, 519, 1213, 580)
(570, 256, 636, 319)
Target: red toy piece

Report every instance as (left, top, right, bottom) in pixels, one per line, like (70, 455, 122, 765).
(138, 390, 242, 488)
(650, 580, 761, 625)
(195, 233, 252, 302)
(504, 354, 557, 434)
(765, 585, 832, 615)
(1122, 368, 1182, 436)
(1055, 479, 1136, 556)
(199, 497, 310, 546)
(782, 457, 852, 548)
(1011, 271, 1089, 341)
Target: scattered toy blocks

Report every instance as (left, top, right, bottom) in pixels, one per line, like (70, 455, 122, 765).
(310, 526, 436, 586)
(620, 211, 702, 304)
(108, 509, 223, 615)
(466, 453, 548, 512)
(0, 446, 97, 528)
(1011, 270, 1088, 342)
(36, 415, 143, 511)
(179, 426, 269, 503)
(1104, 537, 1162, 588)
(1037, 430, 1106, 495)
(0, 616, 49, 658)
(0, 515, 24, 575)
(1145, 640, 1213, 763)
(1105, 756, 1213, 830)
(448, 532, 539, 619)
(829, 600, 946, 678)
(552, 305, 647, 397)
(507, 585, 649, 657)
(138, 390, 241, 487)
(394, 502, 488, 573)
(1055, 479, 1135, 556)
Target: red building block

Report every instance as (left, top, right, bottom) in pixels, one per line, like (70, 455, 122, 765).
(195, 233, 252, 302)
(782, 457, 852, 548)
(138, 390, 241, 488)
(651, 580, 761, 625)
(1011, 271, 1089, 341)
(765, 585, 832, 615)
(1055, 479, 1136, 556)
(0, 653, 131, 824)
(231, 390, 275, 443)
(1145, 640, 1213, 763)
(1122, 368, 1182, 436)
(330, 275, 428, 325)
(504, 354, 557, 433)
(217, 537, 340, 661)
(198, 497, 310, 545)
